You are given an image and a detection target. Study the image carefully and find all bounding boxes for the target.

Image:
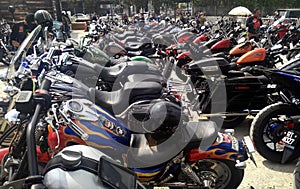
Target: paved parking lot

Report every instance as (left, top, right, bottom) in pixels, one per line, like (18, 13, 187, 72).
(235, 118, 295, 189)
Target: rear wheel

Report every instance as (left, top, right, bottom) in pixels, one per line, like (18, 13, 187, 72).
(193, 159, 244, 189)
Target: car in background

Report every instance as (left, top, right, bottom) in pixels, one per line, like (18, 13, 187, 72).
(276, 9, 300, 25)
(99, 14, 121, 21)
(276, 9, 300, 19)
(71, 13, 91, 22)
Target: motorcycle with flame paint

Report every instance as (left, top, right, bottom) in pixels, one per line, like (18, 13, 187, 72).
(0, 26, 255, 189)
(0, 69, 256, 189)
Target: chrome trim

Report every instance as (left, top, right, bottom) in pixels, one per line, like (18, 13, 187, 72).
(235, 161, 246, 169)
(115, 100, 152, 118)
(59, 108, 89, 141)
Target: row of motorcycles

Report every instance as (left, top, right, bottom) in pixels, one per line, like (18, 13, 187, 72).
(0, 10, 299, 188)
(0, 12, 259, 189)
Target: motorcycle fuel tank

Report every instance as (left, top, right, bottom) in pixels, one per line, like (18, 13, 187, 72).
(48, 99, 131, 155)
(237, 48, 266, 65)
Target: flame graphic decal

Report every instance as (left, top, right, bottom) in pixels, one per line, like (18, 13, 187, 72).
(188, 142, 244, 162)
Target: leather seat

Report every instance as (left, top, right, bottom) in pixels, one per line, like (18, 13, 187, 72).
(96, 63, 127, 82)
(75, 57, 161, 83)
(126, 121, 218, 168)
(88, 82, 163, 115)
(227, 70, 245, 78)
(126, 74, 165, 84)
(114, 31, 135, 40)
(95, 61, 161, 83)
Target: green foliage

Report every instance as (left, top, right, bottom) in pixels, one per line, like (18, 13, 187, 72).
(63, 0, 300, 15)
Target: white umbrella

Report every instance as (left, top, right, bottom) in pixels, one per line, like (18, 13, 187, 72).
(228, 6, 252, 16)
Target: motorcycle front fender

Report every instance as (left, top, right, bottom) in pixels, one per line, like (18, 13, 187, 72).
(0, 147, 9, 164)
(187, 134, 247, 163)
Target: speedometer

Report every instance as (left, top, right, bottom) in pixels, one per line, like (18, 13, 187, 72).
(67, 100, 83, 112)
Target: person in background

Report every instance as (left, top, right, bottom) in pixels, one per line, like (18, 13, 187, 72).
(198, 11, 206, 26)
(139, 13, 145, 23)
(246, 8, 263, 41)
(179, 13, 186, 24)
(10, 13, 36, 48)
(92, 12, 98, 21)
(122, 12, 129, 25)
(61, 11, 71, 38)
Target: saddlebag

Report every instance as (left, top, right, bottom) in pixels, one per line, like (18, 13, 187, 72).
(128, 100, 183, 138)
(43, 145, 137, 189)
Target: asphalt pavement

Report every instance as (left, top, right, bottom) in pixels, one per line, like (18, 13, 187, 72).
(235, 118, 295, 189)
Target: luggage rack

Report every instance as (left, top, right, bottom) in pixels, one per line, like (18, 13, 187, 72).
(167, 78, 193, 93)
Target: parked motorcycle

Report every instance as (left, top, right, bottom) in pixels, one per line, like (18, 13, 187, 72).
(0, 23, 256, 189)
(250, 68, 300, 163)
(0, 71, 255, 188)
(0, 19, 13, 66)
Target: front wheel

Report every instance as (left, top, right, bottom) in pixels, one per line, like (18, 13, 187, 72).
(250, 102, 300, 163)
(192, 159, 244, 189)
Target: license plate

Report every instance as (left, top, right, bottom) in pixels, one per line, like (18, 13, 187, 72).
(281, 130, 298, 148)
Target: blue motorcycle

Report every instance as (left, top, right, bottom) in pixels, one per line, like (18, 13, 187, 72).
(250, 68, 300, 163)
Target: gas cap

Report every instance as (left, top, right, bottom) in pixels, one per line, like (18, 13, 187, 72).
(61, 150, 82, 167)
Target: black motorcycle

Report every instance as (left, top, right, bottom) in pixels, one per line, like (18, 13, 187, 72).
(181, 43, 278, 128)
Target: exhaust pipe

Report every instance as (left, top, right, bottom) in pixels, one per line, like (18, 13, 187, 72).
(199, 109, 262, 118)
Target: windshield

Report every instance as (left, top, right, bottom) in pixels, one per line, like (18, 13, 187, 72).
(83, 45, 110, 64)
(7, 25, 42, 79)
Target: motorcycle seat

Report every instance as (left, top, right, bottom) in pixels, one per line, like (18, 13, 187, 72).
(257, 75, 269, 84)
(114, 32, 135, 40)
(126, 121, 217, 167)
(96, 61, 161, 83)
(126, 74, 165, 84)
(88, 81, 163, 115)
(227, 70, 245, 78)
(97, 62, 128, 82)
(186, 57, 229, 75)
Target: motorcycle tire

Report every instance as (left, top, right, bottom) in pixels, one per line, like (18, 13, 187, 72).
(194, 159, 244, 189)
(250, 102, 300, 163)
(0, 124, 17, 147)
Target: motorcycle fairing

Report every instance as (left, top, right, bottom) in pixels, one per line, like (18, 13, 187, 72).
(265, 70, 300, 99)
